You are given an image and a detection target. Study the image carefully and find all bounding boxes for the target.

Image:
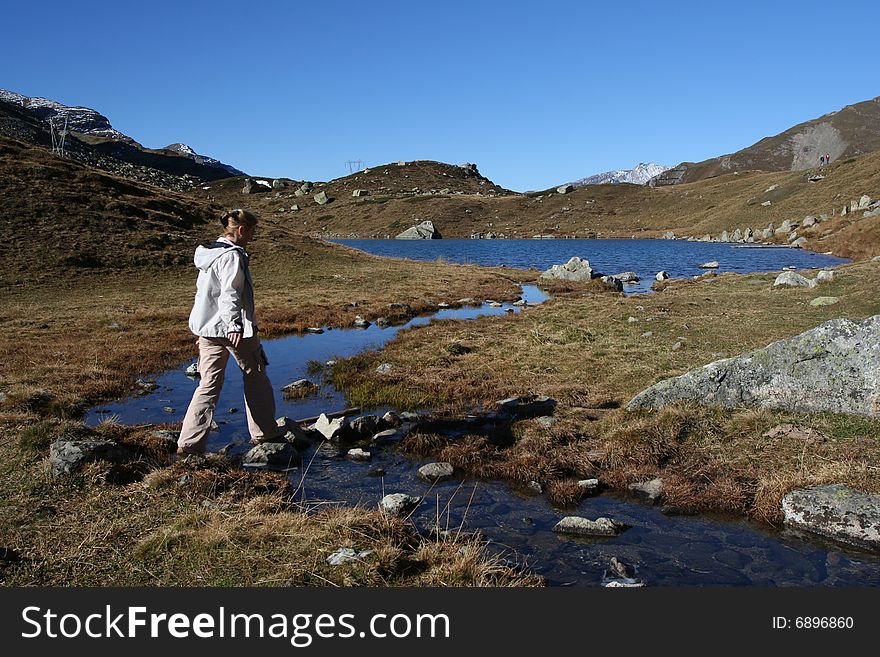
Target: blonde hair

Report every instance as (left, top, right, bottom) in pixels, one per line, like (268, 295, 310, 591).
(220, 208, 258, 237)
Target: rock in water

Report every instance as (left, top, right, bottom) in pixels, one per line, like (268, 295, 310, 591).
(418, 462, 454, 483)
(626, 315, 880, 416)
(243, 442, 300, 469)
(782, 484, 880, 551)
(553, 516, 626, 537)
(395, 220, 442, 239)
(379, 493, 422, 517)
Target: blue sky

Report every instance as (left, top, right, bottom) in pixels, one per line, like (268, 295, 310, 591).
(2, 0, 877, 191)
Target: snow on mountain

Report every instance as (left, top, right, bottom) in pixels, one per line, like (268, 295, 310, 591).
(571, 162, 671, 186)
(0, 89, 135, 143)
(164, 142, 246, 177)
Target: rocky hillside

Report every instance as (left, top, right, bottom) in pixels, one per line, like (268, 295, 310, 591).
(191, 149, 880, 259)
(0, 89, 245, 185)
(653, 96, 880, 185)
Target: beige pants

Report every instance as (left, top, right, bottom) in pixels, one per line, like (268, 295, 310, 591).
(177, 336, 279, 453)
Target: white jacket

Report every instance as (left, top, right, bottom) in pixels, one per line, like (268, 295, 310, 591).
(188, 237, 257, 338)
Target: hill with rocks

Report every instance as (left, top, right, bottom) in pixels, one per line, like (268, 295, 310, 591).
(0, 89, 246, 188)
(652, 95, 880, 186)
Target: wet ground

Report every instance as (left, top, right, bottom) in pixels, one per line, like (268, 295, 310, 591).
(87, 285, 880, 586)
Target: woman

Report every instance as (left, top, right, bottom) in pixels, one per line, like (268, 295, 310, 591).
(177, 208, 281, 455)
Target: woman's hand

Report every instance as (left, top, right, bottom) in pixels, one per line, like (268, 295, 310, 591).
(227, 331, 242, 348)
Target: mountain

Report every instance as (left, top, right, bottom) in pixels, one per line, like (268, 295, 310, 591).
(652, 96, 880, 185)
(572, 162, 670, 186)
(0, 89, 246, 181)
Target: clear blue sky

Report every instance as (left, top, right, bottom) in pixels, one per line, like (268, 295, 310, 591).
(2, 0, 877, 191)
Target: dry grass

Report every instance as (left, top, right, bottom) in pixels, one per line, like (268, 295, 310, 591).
(329, 261, 880, 522)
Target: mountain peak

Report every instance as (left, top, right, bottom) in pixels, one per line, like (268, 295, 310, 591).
(571, 162, 670, 187)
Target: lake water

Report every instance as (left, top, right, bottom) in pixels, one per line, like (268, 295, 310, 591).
(86, 282, 880, 586)
(334, 239, 849, 293)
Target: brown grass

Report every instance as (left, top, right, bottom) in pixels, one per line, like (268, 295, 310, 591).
(329, 261, 880, 523)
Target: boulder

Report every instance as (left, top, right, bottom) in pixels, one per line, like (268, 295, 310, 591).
(496, 395, 557, 418)
(281, 379, 319, 398)
(782, 484, 880, 551)
(774, 271, 816, 288)
(553, 516, 626, 537)
(663, 231, 675, 240)
(272, 179, 288, 189)
(346, 448, 372, 462)
(802, 216, 816, 227)
(603, 557, 645, 587)
(761, 228, 774, 240)
(418, 462, 454, 483)
(379, 493, 421, 517)
(731, 228, 743, 242)
(185, 361, 200, 377)
(350, 415, 383, 437)
(858, 195, 872, 210)
(809, 296, 839, 306)
(396, 220, 442, 240)
(352, 189, 369, 197)
(327, 547, 373, 566)
(815, 270, 836, 283)
(313, 191, 330, 205)
(242, 179, 271, 194)
(50, 439, 133, 476)
(613, 271, 640, 283)
(540, 256, 595, 282)
(300, 182, 313, 193)
(655, 271, 669, 281)
(628, 478, 664, 502)
(791, 237, 807, 248)
(698, 261, 719, 269)
(600, 275, 623, 291)
(865, 207, 880, 219)
(242, 442, 299, 468)
(353, 315, 370, 328)
(577, 478, 600, 494)
(371, 423, 414, 445)
(311, 413, 351, 441)
(626, 315, 880, 416)
(556, 184, 574, 194)
(720, 230, 729, 242)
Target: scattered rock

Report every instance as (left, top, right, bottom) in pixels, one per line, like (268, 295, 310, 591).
(135, 378, 158, 392)
(311, 413, 351, 441)
(600, 276, 623, 291)
(242, 179, 271, 194)
(352, 189, 369, 197)
(774, 271, 816, 288)
(641, 331, 654, 338)
(536, 416, 557, 429)
(353, 315, 370, 328)
(613, 272, 640, 284)
(763, 424, 827, 444)
(281, 379, 319, 398)
(372, 423, 414, 445)
(350, 415, 382, 437)
(791, 237, 807, 248)
(346, 448, 372, 462)
(496, 395, 557, 418)
(162, 406, 175, 414)
(655, 271, 669, 281)
(418, 462, 454, 483)
(810, 296, 839, 307)
(540, 256, 595, 282)
(527, 481, 543, 494)
(699, 261, 719, 269)
(395, 220, 442, 239)
(305, 327, 324, 334)
(815, 270, 836, 283)
(556, 184, 574, 194)
(602, 557, 645, 587)
(577, 479, 600, 494)
(313, 191, 330, 205)
(242, 442, 299, 469)
(185, 362, 200, 377)
(379, 493, 421, 517)
(49, 440, 132, 476)
(327, 547, 373, 566)
(553, 516, 626, 537)
(627, 315, 880, 416)
(628, 478, 664, 502)
(382, 411, 401, 427)
(761, 201, 771, 207)
(376, 363, 393, 375)
(782, 484, 880, 552)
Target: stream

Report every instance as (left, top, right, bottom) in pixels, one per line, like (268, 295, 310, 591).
(87, 284, 880, 586)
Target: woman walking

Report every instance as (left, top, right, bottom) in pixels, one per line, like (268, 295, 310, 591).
(177, 208, 281, 455)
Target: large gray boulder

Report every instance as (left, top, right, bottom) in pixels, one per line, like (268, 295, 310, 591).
(540, 256, 595, 282)
(50, 439, 133, 476)
(396, 220, 442, 240)
(553, 516, 626, 537)
(379, 493, 421, 517)
(627, 315, 880, 416)
(782, 484, 880, 551)
(242, 179, 271, 194)
(774, 271, 816, 288)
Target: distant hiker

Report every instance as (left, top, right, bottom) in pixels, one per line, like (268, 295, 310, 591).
(819, 155, 825, 165)
(177, 208, 282, 455)
(825, 152, 830, 165)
